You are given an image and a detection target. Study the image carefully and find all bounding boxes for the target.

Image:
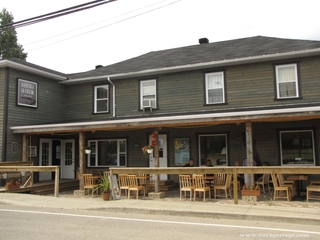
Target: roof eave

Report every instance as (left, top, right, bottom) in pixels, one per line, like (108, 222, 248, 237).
(61, 48, 320, 84)
(0, 60, 67, 81)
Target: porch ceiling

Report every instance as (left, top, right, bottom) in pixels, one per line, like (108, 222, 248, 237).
(10, 106, 320, 134)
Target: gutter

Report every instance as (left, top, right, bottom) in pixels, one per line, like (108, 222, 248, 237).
(106, 77, 116, 117)
(61, 48, 320, 85)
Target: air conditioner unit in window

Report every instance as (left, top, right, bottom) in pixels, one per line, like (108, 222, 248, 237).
(142, 99, 155, 112)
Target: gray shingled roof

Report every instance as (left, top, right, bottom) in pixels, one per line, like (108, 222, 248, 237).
(67, 36, 320, 79)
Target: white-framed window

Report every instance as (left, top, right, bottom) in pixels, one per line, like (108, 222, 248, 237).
(198, 134, 227, 166)
(94, 85, 109, 113)
(87, 139, 126, 167)
(140, 79, 156, 109)
(279, 130, 315, 165)
(205, 72, 225, 104)
(275, 64, 299, 99)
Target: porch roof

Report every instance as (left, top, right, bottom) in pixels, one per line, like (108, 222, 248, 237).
(10, 105, 320, 134)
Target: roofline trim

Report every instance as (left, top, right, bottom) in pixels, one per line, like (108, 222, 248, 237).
(0, 60, 67, 81)
(61, 48, 320, 84)
(10, 105, 320, 133)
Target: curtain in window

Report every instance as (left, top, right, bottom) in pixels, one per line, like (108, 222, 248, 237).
(207, 73, 224, 103)
(278, 65, 297, 97)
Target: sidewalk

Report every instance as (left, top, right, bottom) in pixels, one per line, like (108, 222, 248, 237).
(1, 190, 320, 225)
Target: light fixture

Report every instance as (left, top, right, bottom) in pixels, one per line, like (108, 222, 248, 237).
(221, 147, 226, 154)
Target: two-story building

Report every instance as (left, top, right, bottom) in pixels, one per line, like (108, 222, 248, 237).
(1, 36, 320, 184)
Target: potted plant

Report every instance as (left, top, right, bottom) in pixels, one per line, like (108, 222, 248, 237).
(96, 174, 111, 201)
(241, 184, 260, 196)
(84, 146, 92, 154)
(142, 145, 154, 155)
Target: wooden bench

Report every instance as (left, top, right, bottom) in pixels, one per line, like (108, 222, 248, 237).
(306, 185, 320, 201)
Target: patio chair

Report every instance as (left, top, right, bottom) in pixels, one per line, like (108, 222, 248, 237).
(127, 175, 145, 199)
(214, 174, 232, 199)
(255, 173, 270, 193)
(179, 175, 194, 201)
(193, 174, 211, 201)
(118, 174, 129, 196)
(146, 174, 156, 193)
(271, 173, 291, 201)
(137, 173, 147, 193)
(277, 174, 295, 197)
(82, 174, 98, 197)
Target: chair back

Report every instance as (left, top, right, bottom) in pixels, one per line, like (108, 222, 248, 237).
(118, 174, 128, 187)
(271, 173, 279, 187)
(193, 174, 206, 188)
(137, 174, 147, 185)
(225, 174, 232, 187)
(277, 174, 286, 185)
(127, 175, 139, 187)
(214, 173, 226, 185)
(179, 175, 193, 189)
(83, 174, 94, 186)
(262, 173, 270, 184)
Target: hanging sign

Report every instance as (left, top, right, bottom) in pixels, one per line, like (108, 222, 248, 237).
(17, 78, 38, 108)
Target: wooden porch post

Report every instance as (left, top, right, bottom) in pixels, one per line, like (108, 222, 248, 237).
(22, 134, 28, 162)
(154, 129, 160, 193)
(245, 122, 254, 187)
(79, 131, 85, 190)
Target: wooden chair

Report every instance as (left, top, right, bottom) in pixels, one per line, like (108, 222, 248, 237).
(179, 175, 194, 201)
(214, 174, 232, 199)
(137, 173, 147, 193)
(306, 185, 320, 201)
(127, 175, 145, 199)
(193, 174, 211, 201)
(271, 173, 291, 201)
(118, 174, 129, 196)
(146, 174, 156, 193)
(277, 174, 295, 197)
(82, 174, 98, 197)
(255, 173, 270, 193)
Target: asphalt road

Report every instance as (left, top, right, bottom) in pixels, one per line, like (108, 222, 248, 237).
(0, 204, 319, 240)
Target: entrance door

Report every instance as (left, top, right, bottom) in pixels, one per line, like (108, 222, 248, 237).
(39, 139, 52, 181)
(149, 134, 167, 180)
(61, 140, 75, 179)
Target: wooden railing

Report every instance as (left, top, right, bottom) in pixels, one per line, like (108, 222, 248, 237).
(0, 166, 60, 197)
(110, 166, 320, 204)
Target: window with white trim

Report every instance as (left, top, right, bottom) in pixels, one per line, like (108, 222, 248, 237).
(94, 85, 109, 113)
(205, 72, 225, 104)
(87, 139, 126, 167)
(280, 130, 315, 165)
(140, 79, 156, 109)
(275, 64, 299, 99)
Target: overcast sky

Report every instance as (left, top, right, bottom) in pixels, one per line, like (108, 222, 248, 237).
(2, 0, 320, 74)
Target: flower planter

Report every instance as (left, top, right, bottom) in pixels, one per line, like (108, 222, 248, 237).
(85, 149, 91, 154)
(241, 190, 260, 197)
(5, 181, 21, 190)
(147, 149, 153, 153)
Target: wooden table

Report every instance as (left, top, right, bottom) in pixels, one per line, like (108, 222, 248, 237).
(286, 175, 308, 199)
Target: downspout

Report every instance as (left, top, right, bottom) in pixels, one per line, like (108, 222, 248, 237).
(106, 77, 116, 117)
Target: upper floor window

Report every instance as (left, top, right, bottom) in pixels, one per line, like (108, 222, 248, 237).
(275, 64, 299, 99)
(205, 72, 225, 104)
(94, 85, 109, 113)
(140, 79, 157, 110)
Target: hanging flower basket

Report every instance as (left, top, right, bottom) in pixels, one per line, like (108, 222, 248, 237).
(142, 145, 154, 155)
(84, 146, 92, 154)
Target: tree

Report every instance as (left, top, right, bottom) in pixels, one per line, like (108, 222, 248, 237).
(0, 8, 27, 60)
